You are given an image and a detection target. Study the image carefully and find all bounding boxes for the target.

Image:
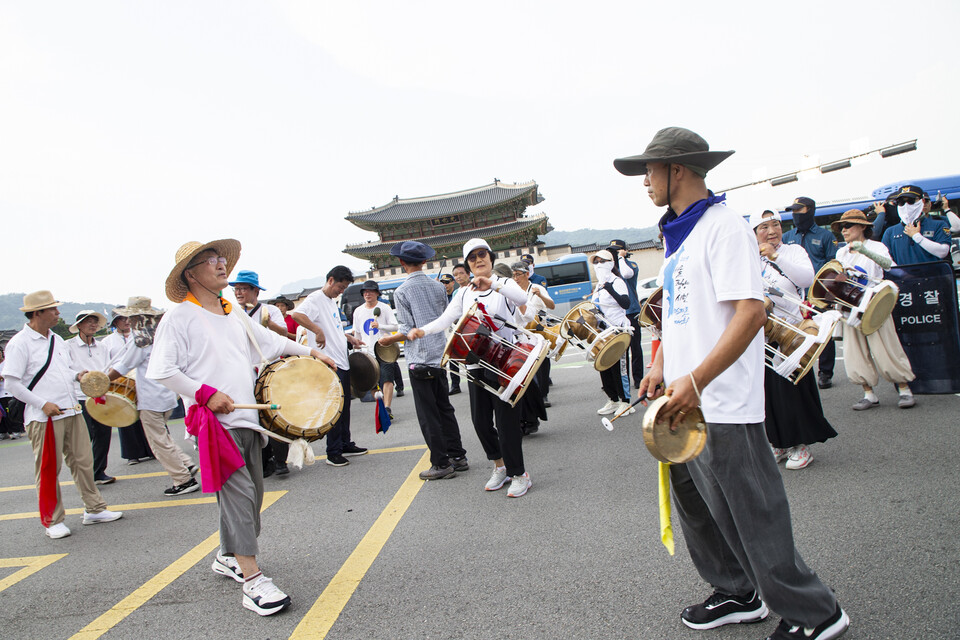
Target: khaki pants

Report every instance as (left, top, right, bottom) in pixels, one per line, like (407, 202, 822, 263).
(27, 414, 108, 526)
(842, 317, 916, 388)
(139, 410, 194, 485)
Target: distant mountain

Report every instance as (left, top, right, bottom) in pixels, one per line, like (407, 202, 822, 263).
(0, 293, 119, 330)
(538, 226, 660, 247)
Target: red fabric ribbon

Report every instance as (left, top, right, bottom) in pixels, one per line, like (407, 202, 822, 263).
(475, 301, 500, 331)
(93, 397, 106, 405)
(184, 384, 245, 493)
(38, 418, 58, 528)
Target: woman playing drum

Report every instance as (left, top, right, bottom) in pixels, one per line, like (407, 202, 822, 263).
(832, 209, 917, 410)
(590, 250, 633, 417)
(753, 210, 837, 471)
(406, 238, 533, 498)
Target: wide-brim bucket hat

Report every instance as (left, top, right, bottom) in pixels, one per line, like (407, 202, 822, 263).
(165, 239, 242, 303)
(830, 209, 873, 232)
(115, 296, 165, 317)
(614, 127, 734, 177)
(20, 290, 63, 312)
(68, 310, 108, 333)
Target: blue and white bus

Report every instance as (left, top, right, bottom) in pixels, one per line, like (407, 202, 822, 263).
(533, 253, 593, 316)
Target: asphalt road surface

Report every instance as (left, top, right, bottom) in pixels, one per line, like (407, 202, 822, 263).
(1, 339, 957, 640)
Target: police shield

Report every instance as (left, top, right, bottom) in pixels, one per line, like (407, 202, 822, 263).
(886, 261, 960, 394)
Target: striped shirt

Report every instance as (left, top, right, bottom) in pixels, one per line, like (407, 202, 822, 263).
(393, 271, 449, 366)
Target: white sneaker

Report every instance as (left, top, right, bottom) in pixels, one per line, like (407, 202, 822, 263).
(484, 465, 509, 491)
(45, 522, 71, 539)
(82, 509, 123, 525)
(785, 445, 813, 470)
(242, 574, 291, 616)
(212, 553, 245, 583)
(597, 400, 619, 415)
(771, 446, 789, 463)
(615, 401, 635, 416)
(507, 472, 532, 498)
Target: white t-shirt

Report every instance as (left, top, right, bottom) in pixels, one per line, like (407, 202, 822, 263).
(245, 302, 285, 333)
(760, 243, 814, 323)
(836, 239, 893, 281)
(295, 290, 350, 370)
(352, 302, 398, 355)
(591, 277, 630, 328)
(114, 341, 178, 412)
(101, 330, 134, 363)
(65, 335, 110, 399)
(0, 362, 11, 399)
(518, 283, 552, 324)
(147, 302, 306, 431)
(658, 204, 765, 424)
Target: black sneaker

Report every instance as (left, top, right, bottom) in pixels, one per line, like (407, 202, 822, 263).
(188, 464, 199, 477)
(395, 389, 404, 397)
(817, 373, 833, 389)
(326, 454, 350, 467)
(449, 386, 461, 395)
(263, 457, 276, 478)
(95, 475, 116, 485)
(164, 477, 200, 496)
(766, 604, 849, 640)
(275, 462, 289, 476)
(451, 456, 469, 472)
(681, 590, 768, 630)
(342, 444, 368, 456)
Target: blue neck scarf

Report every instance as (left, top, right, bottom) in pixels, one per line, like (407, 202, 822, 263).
(659, 191, 726, 257)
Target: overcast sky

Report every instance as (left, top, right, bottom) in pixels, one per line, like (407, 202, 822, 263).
(2, 1, 957, 310)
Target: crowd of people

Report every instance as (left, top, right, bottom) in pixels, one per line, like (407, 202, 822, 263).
(1, 125, 952, 638)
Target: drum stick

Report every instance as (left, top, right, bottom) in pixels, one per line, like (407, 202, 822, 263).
(58, 405, 83, 412)
(849, 241, 893, 270)
(233, 403, 280, 410)
(601, 393, 647, 431)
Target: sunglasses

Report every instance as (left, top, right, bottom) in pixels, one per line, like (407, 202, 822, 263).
(466, 249, 489, 262)
(187, 256, 227, 269)
(896, 196, 919, 206)
(839, 223, 863, 230)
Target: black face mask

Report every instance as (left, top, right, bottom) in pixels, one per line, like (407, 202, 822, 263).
(793, 210, 815, 233)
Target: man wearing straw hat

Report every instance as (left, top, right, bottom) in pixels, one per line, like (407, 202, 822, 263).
(618, 128, 848, 640)
(3, 291, 123, 539)
(102, 307, 154, 465)
(147, 239, 333, 616)
(66, 309, 116, 485)
(107, 297, 199, 496)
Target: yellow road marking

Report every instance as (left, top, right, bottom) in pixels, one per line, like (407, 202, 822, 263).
(0, 495, 223, 521)
(290, 450, 431, 639)
(68, 491, 286, 640)
(0, 445, 426, 493)
(0, 554, 68, 593)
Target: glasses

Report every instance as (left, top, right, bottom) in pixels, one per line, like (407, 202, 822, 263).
(467, 249, 489, 262)
(187, 256, 227, 269)
(896, 196, 919, 206)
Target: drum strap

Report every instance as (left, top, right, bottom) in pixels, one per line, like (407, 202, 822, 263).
(245, 303, 262, 318)
(234, 311, 269, 369)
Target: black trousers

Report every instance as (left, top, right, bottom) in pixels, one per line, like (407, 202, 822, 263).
(118, 419, 153, 460)
(627, 313, 645, 388)
(467, 367, 525, 477)
(326, 367, 355, 456)
(410, 366, 466, 468)
(818, 339, 835, 377)
(81, 405, 113, 478)
(536, 357, 550, 401)
(448, 362, 461, 390)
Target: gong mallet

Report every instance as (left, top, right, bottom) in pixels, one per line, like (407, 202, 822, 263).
(233, 403, 280, 410)
(600, 393, 647, 431)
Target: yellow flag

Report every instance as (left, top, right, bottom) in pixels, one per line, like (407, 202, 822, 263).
(658, 461, 675, 555)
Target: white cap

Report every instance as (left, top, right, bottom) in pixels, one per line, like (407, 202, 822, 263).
(591, 249, 616, 263)
(749, 209, 782, 230)
(462, 238, 492, 261)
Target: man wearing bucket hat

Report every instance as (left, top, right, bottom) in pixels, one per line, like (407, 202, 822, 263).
(781, 197, 839, 389)
(108, 297, 199, 496)
(230, 271, 291, 339)
(619, 128, 849, 640)
(147, 239, 333, 616)
(4, 291, 123, 539)
(66, 310, 115, 485)
(102, 307, 154, 465)
(380, 240, 468, 480)
(880, 184, 951, 266)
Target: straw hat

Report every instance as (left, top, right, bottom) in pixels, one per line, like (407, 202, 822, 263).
(830, 209, 872, 232)
(19, 290, 63, 312)
(69, 310, 108, 334)
(165, 239, 241, 303)
(114, 296, 164, 317)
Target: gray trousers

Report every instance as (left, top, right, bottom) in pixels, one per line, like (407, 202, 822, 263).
(671, 422, 837, 628)
(217, 429, 264, 557)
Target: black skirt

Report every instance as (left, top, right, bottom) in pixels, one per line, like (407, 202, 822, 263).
(764, 367, 837, 449)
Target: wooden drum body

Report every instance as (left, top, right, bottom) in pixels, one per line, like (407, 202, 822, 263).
(255, 355, 343, 442)
(85, 376, 138, 428)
